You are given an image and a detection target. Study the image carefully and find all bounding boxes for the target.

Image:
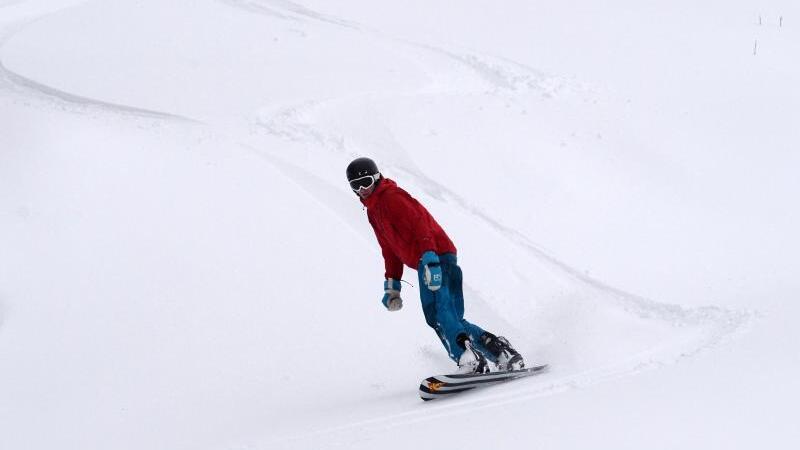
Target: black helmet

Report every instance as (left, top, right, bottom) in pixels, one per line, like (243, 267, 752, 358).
(346, 157, 379, 181)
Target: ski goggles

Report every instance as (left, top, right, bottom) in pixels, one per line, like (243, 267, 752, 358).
(349, 174, 379, 191)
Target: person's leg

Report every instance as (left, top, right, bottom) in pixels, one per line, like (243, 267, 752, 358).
(438, 255, 526, 369)
(418, 287, 452, 356)
(418, 256, 469, 362)
(440, 254, 496, 361)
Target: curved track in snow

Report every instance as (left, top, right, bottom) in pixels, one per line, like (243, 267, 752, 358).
(0, 2, 199, 122)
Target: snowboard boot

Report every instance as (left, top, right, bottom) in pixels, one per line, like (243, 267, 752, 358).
(481, 332, 525, 371)
(456, 334, 491, 374)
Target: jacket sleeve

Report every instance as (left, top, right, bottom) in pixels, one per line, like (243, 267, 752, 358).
(384, 193, 436, 264)
(368, 215, 404, 280)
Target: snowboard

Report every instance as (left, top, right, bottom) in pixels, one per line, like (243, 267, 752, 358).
(419, 364, 549, 401)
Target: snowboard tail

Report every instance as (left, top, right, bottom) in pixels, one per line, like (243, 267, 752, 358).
(419, 364, 549, 401)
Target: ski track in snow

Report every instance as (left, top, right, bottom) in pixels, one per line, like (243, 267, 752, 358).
(0, 0, 755, 445)
(267, 309, 751, 448)
(217, 0, 572, 96)
(217, 0, 362, 30)
(0, 3, 200, 123)
(0, 56, 199, 122)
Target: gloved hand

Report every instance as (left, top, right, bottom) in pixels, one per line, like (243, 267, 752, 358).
(420, 251, 442, 291)
(382, 278, 403, 311)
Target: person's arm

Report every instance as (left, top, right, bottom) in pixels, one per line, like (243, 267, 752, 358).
(368, 215, 404, 311)
(369, 215, 404, 280)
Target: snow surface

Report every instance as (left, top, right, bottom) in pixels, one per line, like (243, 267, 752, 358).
(1, 1, 798, 449)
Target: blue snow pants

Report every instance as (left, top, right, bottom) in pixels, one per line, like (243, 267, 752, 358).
(417, 253, 491, 362)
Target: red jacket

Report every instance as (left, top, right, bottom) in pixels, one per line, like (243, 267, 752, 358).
(362, 178, 457, 280)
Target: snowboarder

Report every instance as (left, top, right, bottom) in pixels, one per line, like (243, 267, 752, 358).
(347, 157, 526, 374)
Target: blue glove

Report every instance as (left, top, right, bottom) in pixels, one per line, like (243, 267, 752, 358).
(382, 278, 402, 311)
(420, 251, 442, 291)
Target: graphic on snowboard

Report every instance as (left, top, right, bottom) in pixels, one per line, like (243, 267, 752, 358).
(419, 364, 549, 401)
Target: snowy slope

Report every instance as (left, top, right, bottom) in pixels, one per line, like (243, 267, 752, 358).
(1, 1, 798, 449)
